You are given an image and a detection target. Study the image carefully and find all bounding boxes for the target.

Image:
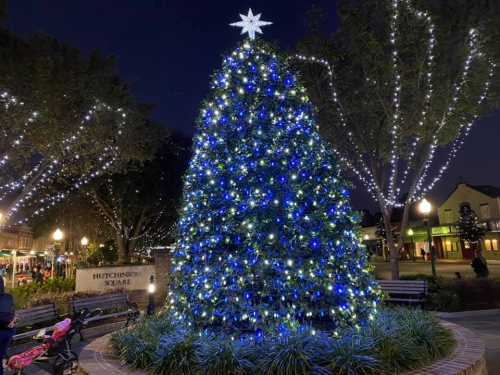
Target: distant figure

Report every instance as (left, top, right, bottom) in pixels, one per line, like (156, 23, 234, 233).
(471, 255, 489, 278)
(0, 277, 15, 375)
(31, 267, 41, 284)
(43, 268, 51, 282)
(455, 272, 462, 280)
(35, 267, 43, 284)
(420, 248, 425, 261)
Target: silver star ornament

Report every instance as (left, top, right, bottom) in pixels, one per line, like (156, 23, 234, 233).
(230, 9, 272, 40)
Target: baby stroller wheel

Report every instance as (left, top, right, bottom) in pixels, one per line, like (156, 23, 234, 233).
(53, 351, 78, 375)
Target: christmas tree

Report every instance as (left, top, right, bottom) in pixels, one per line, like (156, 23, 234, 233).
(457, 204, 486, 246)
(169, 11, 379, 337)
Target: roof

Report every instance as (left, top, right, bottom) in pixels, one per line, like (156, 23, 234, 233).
(469, 185, 500, 198)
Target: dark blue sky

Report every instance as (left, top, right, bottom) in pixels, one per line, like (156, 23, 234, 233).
(7, 1, 500, 210)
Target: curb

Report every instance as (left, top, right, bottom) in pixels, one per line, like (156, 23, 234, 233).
(434, 308, 500, 319)
(404, 321, 486, 375)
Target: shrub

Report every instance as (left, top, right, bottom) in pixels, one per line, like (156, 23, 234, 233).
(111, 314, 175, 369)
(256, 333, 318, 375)
(9, 277, 76, 310)
(111, 308, 454, 375)
(400, 274, 500, 311)
(197, 336, 254, 375)
(325, 335, 380, 375)
(153, 331, 198, 375)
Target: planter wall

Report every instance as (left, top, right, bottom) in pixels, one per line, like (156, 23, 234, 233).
(405, 321, 487, 375)
(80, 321, 487, 375)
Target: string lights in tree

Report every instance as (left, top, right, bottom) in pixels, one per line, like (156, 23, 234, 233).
(292, 0, 497, 210)
(169, 10, 379, 339)
(0, 93, 128, 224)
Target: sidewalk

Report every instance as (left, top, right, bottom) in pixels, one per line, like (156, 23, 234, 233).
(8, 321, 127, 375)
(78, 334, 144, 375)
(438, 309, 500, 374)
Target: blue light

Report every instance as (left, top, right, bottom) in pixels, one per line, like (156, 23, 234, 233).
(170, 39, 379, 337)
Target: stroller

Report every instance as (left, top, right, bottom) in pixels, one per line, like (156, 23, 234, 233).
(7, 308, 100, 375)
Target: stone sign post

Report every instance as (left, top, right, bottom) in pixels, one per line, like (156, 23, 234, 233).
(153, 248, 171, 304)
(76, 265, 156, 293)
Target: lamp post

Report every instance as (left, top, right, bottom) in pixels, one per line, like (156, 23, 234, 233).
(52, 228, 64, 278)
(418, 199, 436, 277)
(407, 228, 415, 261)
(147, 274, 156, 316)
(80, 236, 89, 263)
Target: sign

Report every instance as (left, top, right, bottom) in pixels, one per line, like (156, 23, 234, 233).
(431, 225, 454, 236)
(76, 265, 155, 292)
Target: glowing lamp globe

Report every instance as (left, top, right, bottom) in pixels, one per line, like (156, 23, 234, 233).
(418, 198, 432, 215)
(52, 228, 64, 242)
(80, 236, 89, 246)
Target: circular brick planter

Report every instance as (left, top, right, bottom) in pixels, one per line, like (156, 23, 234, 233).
(404, 321, 487, 375)
(79, 321, 486, 375)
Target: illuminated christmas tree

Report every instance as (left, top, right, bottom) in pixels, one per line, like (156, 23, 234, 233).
(169, 10, 379, 337)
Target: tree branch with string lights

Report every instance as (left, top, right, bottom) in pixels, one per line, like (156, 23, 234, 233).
(293, 0, 500, 279)
(0, 30, 165, 226)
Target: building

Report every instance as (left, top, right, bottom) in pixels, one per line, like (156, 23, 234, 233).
(434, 183, 500, 260)
(360, 183, 500, 261)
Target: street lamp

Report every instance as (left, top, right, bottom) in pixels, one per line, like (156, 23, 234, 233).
(147, 275, 156, 316)
(418, 198, 436, 277)
(52, 228, 64, 278)
(52, 228, 64, 242)
(407, 228, 415, 261)
(80, 236, 89, 247)
(80, 236, 89, 263)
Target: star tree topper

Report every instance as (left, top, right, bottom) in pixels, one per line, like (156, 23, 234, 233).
(230, 9, 272, 40)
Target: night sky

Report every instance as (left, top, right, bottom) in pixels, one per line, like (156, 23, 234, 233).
(7, 1, 500, 211)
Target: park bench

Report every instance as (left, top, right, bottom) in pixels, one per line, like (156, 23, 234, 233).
(71, 293, 139, 337)
(378, 280, 428, 305)
(13, 304, 59, 342)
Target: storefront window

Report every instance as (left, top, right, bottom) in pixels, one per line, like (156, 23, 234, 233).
(484, 239, 499, 251)
(444, 240, 456, 252)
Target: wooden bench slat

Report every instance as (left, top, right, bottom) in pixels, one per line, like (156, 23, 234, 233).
(17, 308, 57, 317)
(13, 304, 59, 341)
(74, 294, 127, 301)
(377, 279, 428, 305)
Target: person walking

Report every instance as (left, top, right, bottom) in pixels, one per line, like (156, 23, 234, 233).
(0, 277, 15, 375)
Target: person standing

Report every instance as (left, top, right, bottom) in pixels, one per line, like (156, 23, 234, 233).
(0, 277, 14, 375)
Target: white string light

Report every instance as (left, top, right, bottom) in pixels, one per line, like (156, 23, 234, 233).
(293, 0, 496, 209)
(1, 93, 129, 223)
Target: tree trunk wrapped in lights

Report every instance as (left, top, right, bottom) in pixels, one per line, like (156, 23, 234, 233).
(169, 39, 379, 337)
